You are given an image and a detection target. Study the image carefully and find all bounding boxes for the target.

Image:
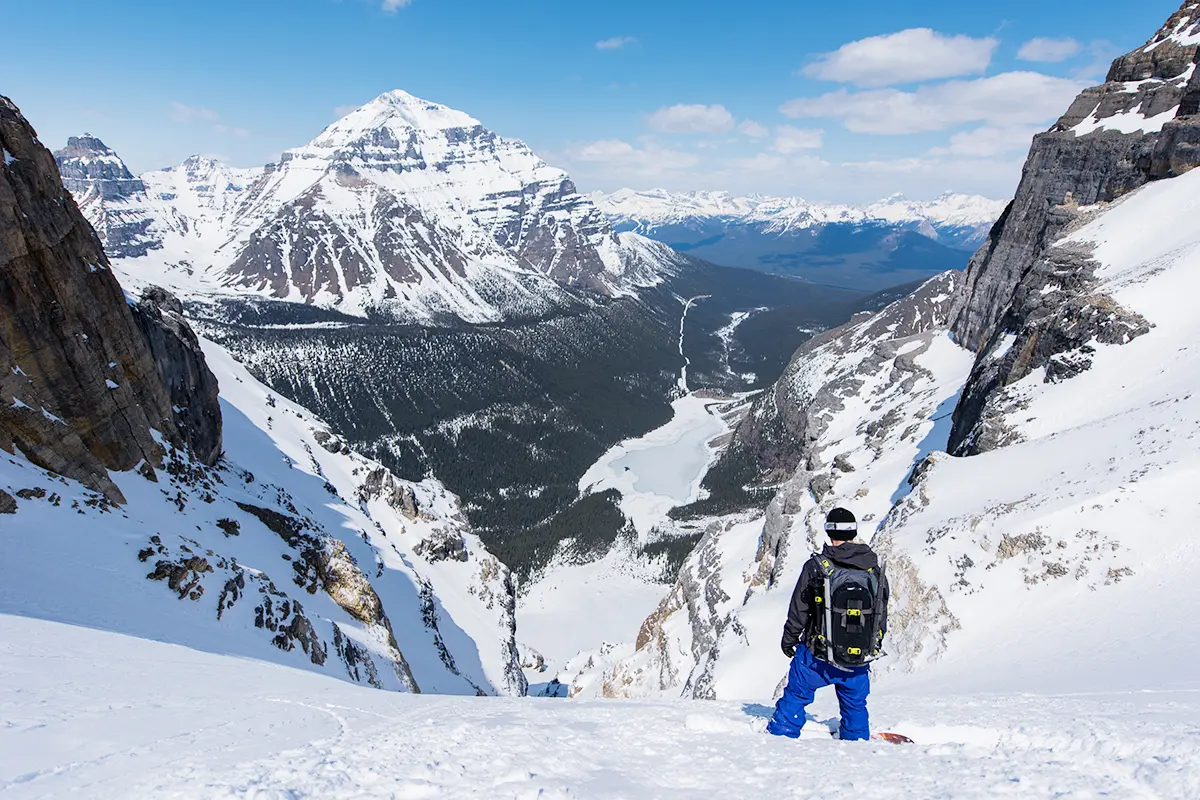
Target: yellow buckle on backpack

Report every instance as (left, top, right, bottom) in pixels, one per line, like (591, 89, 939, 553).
(847, 647, 862, 655)
(847, 609, 861, 616)
(815, 596, 823, 603)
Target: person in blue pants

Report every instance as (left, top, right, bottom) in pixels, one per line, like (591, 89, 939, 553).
(767, 642, 870, 740)
(766, 507, 887, 741)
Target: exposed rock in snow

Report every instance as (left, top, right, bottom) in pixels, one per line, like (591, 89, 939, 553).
(951, 0, 1200, 354)
(53, 134, 159, 258)
(1, 336, 527, 696)
(951, 1, 1200, 452)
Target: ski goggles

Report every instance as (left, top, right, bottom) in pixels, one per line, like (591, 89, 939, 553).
(824, 521, 858, 533)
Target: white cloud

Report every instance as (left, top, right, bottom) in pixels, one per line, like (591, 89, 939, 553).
(1018, 37, 1082, 63)
(214, 124, 251, 138)
(781, 72, 1086, 134)
(731, 153, 788, 173)
(803, 28, 998, 88)
(570, 139, 699, 175)
(172, 102, 253, 138)
(737, 120, 769, 138)
(771, 125, 823, 153)
(647, 104, 735, 134)
(381, 0, 413, 12)
(1072, 40, 1121, 82)
(596, 36, 637, 51)
(930, 124, 1043, 158)
(171, 102, 220, 124)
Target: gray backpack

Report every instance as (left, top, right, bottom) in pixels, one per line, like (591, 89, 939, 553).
(811, 552, 886, 669)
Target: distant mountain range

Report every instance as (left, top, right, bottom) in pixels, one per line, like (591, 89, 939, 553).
(591, 188, 1008, 291)
(55, 91, 679, 325)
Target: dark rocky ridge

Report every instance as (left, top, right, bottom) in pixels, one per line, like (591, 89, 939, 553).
(947, 1, 1200, 454)
(0, 96, 220, 501)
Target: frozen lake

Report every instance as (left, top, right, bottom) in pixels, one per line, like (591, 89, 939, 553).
(609, 399, 726, 502)
(579, 393, 729, 537)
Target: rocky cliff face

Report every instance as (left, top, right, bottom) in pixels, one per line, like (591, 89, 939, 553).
(129, 286, 223, 464)
(53, 134, 159, 258)
(948, 1, 1200, 453)
(1, 96, 220, 502)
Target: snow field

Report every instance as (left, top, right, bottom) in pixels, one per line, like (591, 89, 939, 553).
(3, 615, 1197, 799)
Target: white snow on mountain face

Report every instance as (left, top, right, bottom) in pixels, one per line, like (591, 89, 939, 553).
(4, 613, 1199, 799)
(575, 166, 1200, 704)
(63, 92, 680, 323)
(1070, 61, 1197, 137)
(592, 188, 1006, 243)
(0, 332, 524, 698)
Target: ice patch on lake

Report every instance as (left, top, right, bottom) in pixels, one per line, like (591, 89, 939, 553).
(579, 394, 728, 538)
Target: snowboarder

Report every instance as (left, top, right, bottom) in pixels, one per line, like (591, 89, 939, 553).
(767, 507, 889, 742)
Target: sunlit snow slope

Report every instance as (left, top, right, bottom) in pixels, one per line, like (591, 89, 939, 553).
(3, 613, 1197, 799)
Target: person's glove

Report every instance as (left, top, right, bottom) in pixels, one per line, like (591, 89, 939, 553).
(782, 641, 797, 659)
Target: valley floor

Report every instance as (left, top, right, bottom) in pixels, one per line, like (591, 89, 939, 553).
(4, 614, 1198, 799)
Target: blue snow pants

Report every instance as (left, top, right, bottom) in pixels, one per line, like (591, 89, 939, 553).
(766, 645, 870, 741)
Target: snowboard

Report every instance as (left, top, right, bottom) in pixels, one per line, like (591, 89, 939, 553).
(871, 732, 915, 745)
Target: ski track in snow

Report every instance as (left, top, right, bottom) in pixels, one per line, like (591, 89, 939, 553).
(3, 615, 1198, 799)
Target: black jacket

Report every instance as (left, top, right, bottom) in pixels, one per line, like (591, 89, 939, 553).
(781, 542, 889, 654)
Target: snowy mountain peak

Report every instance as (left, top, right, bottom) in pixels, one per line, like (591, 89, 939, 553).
(316, 90, 484, 146)
(54, 134, 141, 195)
(70, 91, 681, 322)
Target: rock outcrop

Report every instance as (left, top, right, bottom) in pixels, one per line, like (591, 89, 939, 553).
(129, 286, 223, 464)
(707, 272, 962, 497)
(1, 96, 220, 502)
(948, 1, 1200, 452)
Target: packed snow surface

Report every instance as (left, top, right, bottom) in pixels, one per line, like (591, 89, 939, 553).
(518, 547, 669, 667)
(3, 614, 1198, 799)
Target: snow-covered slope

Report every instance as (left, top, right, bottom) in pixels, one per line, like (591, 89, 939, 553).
(58, 92, 680, 323)
(1, 325, 525, 696)
(571, 159, 1200, 704)
(5, 613, 1198, 798)
(594, 188, 1006, 248)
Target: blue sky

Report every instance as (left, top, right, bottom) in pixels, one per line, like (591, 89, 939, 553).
(1, 0, 1176, 202)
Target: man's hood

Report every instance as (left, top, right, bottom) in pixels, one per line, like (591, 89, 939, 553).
(821, 542, 879, 570)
